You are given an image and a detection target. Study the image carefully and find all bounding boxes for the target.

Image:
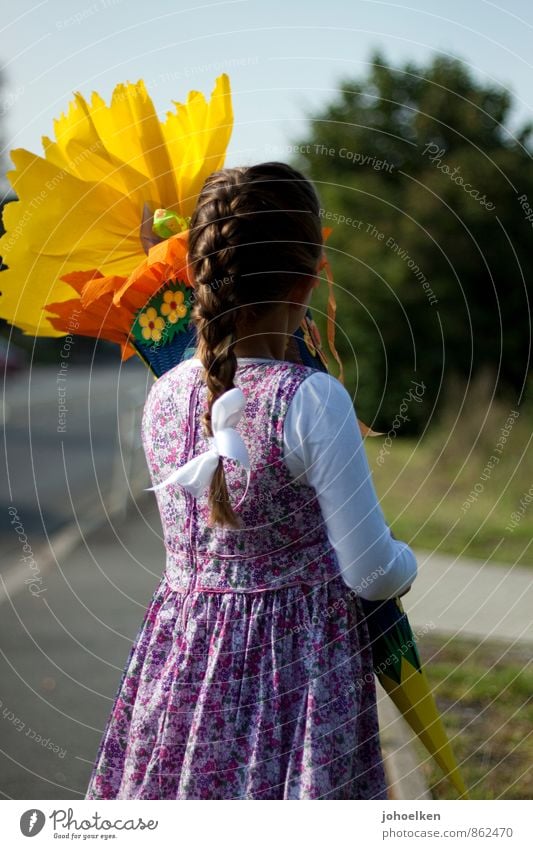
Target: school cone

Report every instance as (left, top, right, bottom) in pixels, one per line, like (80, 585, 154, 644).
(361, 596, 469, 798)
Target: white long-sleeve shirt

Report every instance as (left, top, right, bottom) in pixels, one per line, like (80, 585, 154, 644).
(190, 357, 418, 600)
(282, 367, 417, 600)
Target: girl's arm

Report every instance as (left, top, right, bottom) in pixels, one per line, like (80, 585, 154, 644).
(283, 371, 417, 600)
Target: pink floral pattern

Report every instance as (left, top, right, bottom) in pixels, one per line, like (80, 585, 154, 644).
(85, 359, 388, 799)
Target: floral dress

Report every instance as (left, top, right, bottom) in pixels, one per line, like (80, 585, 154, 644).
(85, 358, 388, 800)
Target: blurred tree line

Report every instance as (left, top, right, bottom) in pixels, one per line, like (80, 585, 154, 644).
(291, 50, 533, 432)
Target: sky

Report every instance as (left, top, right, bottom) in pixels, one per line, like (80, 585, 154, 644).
(1, 0, 533, 188)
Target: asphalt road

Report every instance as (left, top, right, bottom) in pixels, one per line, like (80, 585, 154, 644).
(0, 493, 163, 799)
(1, 360, 158, 798)
(1, 361, 153, 571)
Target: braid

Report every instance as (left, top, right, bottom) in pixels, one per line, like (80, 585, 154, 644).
(188, 171, 248, 527)
(187, 162, 324, 528)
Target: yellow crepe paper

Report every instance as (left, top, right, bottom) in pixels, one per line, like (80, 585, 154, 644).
(0, 74, 232, 337)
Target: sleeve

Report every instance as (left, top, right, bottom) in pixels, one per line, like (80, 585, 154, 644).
(283, 371, 418, 601)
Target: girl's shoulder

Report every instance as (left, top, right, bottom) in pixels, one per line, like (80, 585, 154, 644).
(287, 368, 355, 415)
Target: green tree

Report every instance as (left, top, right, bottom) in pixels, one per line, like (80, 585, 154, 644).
(291, 50, 533, 432)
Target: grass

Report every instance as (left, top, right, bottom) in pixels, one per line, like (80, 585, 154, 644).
(365, 369, 533, 566)
(413, 634, 533, 799)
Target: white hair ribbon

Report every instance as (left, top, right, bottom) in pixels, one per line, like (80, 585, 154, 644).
(145, 387, 251, 507)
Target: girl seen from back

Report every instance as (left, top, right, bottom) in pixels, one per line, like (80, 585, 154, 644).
(85, 161, 418, 800)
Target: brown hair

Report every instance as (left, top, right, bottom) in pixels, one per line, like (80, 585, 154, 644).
(187, 161, 323, 528)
